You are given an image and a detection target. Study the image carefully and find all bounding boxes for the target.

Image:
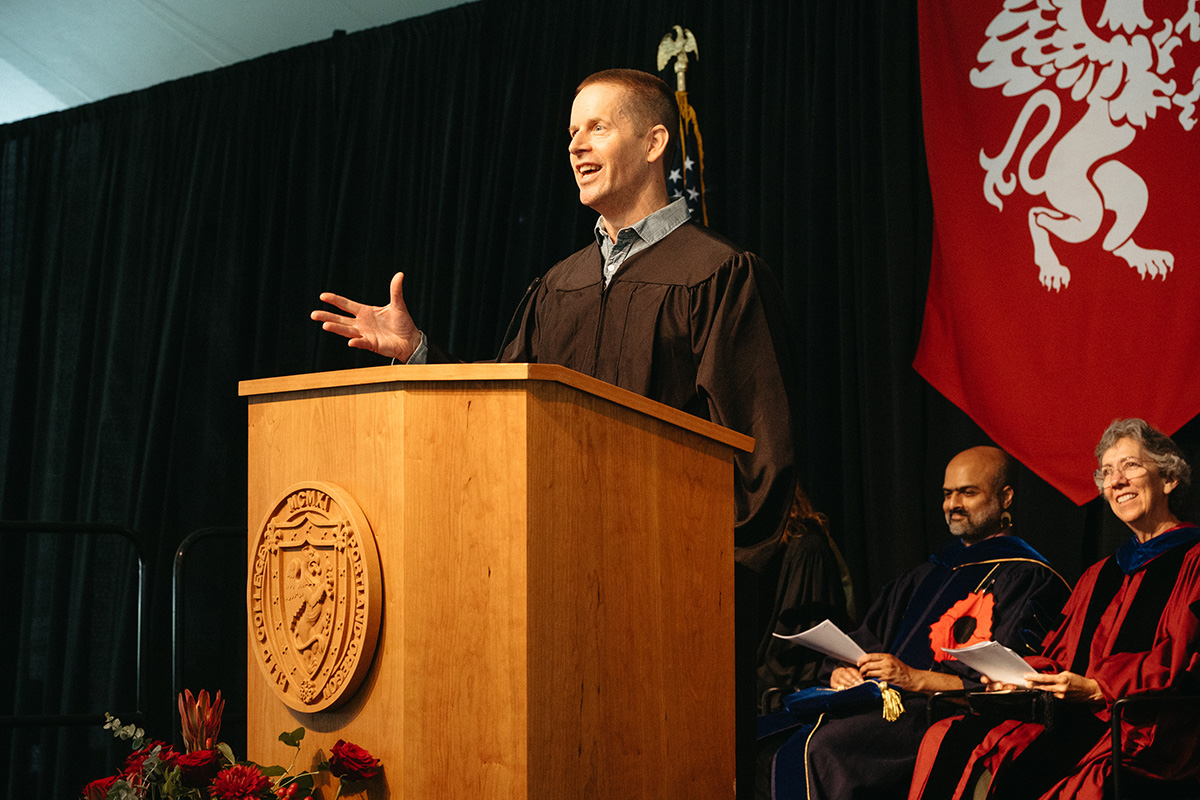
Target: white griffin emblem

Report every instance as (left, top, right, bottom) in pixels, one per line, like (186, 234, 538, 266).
(972, 0, 1200, 290)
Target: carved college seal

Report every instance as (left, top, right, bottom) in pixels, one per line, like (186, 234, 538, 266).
(247, 482, 382, 712)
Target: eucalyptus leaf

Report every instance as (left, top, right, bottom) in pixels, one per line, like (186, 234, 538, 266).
(110, 779, 139, 800)
(161, 766, 184, 794)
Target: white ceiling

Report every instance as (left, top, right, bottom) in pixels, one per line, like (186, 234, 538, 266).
(0, 0, 471, 125)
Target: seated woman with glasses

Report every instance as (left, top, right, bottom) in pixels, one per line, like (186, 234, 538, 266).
(908, 418, 1200, 800)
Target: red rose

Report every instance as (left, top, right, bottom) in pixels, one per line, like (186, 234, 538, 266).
(176, 748, 223, 786)
(81, 775, 117, 800)
(329, 739, 381, 782)
(210, 764, 271, 800)
(157, 745, 181, 769)
(121, 743, 178, 777)
(122, 743, 166, 777)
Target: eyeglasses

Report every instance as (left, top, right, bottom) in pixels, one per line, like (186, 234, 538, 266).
(1093, 458, 1148, 488)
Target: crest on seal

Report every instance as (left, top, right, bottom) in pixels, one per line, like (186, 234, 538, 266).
(248, 482, 382, 712)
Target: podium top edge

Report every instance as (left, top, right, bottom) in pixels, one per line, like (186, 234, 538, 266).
(238, 363, 753, 453)
(239, 362, 539, 395)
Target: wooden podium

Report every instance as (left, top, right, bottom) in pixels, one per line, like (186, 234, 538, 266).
(239, 364, 751, 799)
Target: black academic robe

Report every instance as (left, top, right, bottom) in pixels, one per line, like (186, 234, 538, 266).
(769, 535, 1071, 800)
(497, 221, 799, 572)
(757, 531, 854, 713)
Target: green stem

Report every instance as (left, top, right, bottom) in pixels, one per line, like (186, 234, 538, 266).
(277, 769, 319, 788)
(272, 746, 304, 790)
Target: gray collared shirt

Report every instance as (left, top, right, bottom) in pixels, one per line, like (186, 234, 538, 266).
(409, 198, 692, 363)
(595, 198, 691, 287)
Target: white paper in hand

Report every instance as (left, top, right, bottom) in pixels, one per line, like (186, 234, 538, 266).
(772, 619, 865, 664)
(940, 640, 1035, 686)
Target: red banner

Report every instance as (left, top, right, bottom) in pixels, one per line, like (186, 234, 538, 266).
(916, 0, 1200, 504)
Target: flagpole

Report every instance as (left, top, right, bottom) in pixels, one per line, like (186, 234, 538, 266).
(657, 25, 708, 226)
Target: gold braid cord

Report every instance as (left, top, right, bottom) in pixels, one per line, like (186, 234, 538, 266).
(830, 679, 906, 722)
(879, 682, 905, 722)
(675, 90, 708, 225)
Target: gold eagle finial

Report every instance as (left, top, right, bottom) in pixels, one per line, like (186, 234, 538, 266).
(657, 25, 698, 92)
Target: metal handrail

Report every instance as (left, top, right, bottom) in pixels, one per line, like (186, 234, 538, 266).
(0, 520, 148, 727)
(171, 526, 245, 741)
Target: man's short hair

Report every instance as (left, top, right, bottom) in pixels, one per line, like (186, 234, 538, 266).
(576, 69, 678, 178)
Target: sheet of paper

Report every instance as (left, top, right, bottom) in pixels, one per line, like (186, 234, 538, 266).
(772, 619, 865, 664)
(940, 640, 1035, 685)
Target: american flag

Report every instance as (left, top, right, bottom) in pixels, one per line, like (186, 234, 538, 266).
(668, 91, 707, 224)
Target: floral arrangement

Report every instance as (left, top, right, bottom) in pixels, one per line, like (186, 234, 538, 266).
(82, 690, 381, 800)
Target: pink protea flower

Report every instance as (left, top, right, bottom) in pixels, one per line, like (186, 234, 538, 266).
(210, 764, 271, 800)
(178, 688, 224, 752)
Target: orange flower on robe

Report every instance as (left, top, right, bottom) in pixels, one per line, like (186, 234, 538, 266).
(928, 591, 995, 662)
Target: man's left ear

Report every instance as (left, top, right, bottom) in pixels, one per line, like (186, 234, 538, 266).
(1000, 486, 1014, 510)
(646, 124, 669, 164)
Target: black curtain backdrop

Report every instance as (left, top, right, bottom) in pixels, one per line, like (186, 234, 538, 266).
(3, 0, 1198, 792)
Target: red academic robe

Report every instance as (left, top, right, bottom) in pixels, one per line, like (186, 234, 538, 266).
(909, 528, 1200, 799)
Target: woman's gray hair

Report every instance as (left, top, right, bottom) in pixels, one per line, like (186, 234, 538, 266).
(1094, 419, 1191, 511)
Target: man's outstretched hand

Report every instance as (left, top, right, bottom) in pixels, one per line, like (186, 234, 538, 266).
(311, 271, 421, 362)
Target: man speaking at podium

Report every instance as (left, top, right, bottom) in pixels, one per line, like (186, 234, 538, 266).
(314, 67, 799, 795)
(313, 67, 798, 580)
